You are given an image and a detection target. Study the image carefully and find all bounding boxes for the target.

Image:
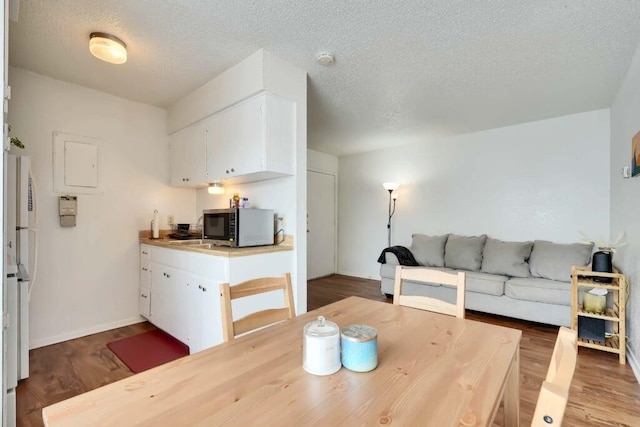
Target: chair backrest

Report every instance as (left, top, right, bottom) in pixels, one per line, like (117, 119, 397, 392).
(393, 266, 466, 318)
(531, 327, 578, 427)
(219, 273, 295, 342)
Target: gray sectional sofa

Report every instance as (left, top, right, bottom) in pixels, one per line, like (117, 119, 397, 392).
(380, 234, 593, 327)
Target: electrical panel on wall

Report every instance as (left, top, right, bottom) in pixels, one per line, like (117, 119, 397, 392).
(53, 131, 102, 194)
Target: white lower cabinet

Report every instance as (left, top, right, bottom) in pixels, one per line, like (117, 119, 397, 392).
(139, 245, 152, 319)
(151, 264, 191, 346)
(185, 274, 219, 353)
(139, 286, 151, 318)
(140, 244, 293, 354)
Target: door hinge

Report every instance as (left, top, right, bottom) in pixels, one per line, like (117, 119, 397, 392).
(3, 313, 10, 329)
(4, 85, 11, 101)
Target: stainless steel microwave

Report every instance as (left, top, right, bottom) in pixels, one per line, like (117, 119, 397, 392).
(202, 208, 274, 247)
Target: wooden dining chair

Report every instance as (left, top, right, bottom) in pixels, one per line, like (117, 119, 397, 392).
(531, 326, 578, 427)
(393, 266, 466, 318)
(219, 273, 295, 342)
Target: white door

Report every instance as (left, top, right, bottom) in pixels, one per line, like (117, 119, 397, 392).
(307, 170, 336, 279)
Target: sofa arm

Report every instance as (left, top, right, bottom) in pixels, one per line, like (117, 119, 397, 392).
(385, 252, 400, 265)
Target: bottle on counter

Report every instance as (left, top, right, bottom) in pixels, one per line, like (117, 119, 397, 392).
(233, 193, 240, 208)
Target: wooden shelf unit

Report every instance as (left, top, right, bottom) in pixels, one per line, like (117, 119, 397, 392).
(571, 265, 627, 364)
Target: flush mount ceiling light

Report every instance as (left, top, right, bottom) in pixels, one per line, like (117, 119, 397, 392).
(207, 182, 225, 195)
(316, 52, 335, 66)
(89, 32, 127, 64)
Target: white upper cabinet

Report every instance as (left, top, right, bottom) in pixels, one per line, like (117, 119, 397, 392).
(168, 91, 295, 187)
(206, 92, 295, 184)
(169, 120, 208, 187)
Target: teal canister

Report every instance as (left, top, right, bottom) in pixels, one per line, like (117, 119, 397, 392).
(340, 324, 378, 372)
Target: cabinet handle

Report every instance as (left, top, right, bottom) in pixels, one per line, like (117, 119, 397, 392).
(202, 287, 207, 292)
(141, 294, 148, 298)
(163, 272, 170, 278)
(198, 285, 202, 290)
(142, 267, 148, 272)
(230, 168, 235, 173)
(225, 169, 229, 174)
(142, 251, 148, 255)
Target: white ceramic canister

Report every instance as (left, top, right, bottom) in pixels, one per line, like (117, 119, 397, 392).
(303, 316, 341, 376)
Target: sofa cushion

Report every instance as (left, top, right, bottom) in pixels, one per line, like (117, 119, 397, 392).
(409, 234, 449, 267)
(444, 234, 487, 271)
(481, 238, 533, 278)
(505, 277, 571, 306)
(441, 270, 506, 296)
(529, 240, 593, 282)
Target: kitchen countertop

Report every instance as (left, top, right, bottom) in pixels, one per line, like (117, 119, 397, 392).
(139, 235, 293, 258)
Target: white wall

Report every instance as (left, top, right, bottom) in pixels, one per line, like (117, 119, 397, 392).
(167, 50, 264, 134)
(610, 40, 640, 379)
(308, 149, 339, 175)
(338, 109, 611, 279)
(263, 51, 308, 314)
(173, 49, 308, 313)
(8, 68, 196, 348)
(195, 177, 295, 238)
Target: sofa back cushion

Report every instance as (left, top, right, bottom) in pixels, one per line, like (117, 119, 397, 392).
(409, 234, 449, 267)
(529, 240, 593, 282)
(444, 234, 487, 271)
(481, 238, 533, 278)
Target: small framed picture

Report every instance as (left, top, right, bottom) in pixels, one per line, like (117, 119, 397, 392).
(632, 130, 640, 177)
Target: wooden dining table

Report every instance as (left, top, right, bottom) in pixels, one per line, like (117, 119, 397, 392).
(43, 296, 522, 426)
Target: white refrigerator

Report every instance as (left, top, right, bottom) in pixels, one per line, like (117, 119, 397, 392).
(3, 154, 36, 425)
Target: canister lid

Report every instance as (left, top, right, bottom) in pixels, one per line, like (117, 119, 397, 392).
(304, 316, 339, 338)
(341, 324, 377, 343)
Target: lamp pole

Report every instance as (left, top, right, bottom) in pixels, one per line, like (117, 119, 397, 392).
(386, 190, 394, 247)
(383, 182, 399, 248)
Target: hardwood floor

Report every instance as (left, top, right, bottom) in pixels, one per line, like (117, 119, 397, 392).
(16, 322, 155, 427)
(17, 274, 640, 426)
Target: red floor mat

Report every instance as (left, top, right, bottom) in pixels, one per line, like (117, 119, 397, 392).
(107, 329, 189, 373)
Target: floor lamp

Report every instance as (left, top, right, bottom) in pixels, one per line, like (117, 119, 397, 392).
(383, 182, 399, 247)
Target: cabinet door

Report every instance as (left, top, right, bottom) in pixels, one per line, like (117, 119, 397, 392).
(169, 120, 208, 187)
(150, 263, 190, 345)
(206, 95, 263, 180)
(139, 261, 151, 318)
(186, 274, 222, 354)
(139, 286, 151, 318)
(140, 246, 152, 319)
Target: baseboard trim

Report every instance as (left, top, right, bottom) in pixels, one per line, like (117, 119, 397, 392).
(336, 270, 375, 280)
(30, 316, 145, 350)
(627, 345, 640, 384)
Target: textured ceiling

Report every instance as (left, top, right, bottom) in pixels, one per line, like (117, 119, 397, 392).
(8, 0, 640, 156)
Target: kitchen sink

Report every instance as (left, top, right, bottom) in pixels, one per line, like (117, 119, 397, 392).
(166, 239, 204, 245)
(188, 243, 215, 249)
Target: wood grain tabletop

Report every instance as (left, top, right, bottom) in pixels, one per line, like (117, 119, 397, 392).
(43, 296, 522, 426)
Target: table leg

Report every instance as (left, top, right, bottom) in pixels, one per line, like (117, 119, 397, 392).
(503, 346, 520, 426)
